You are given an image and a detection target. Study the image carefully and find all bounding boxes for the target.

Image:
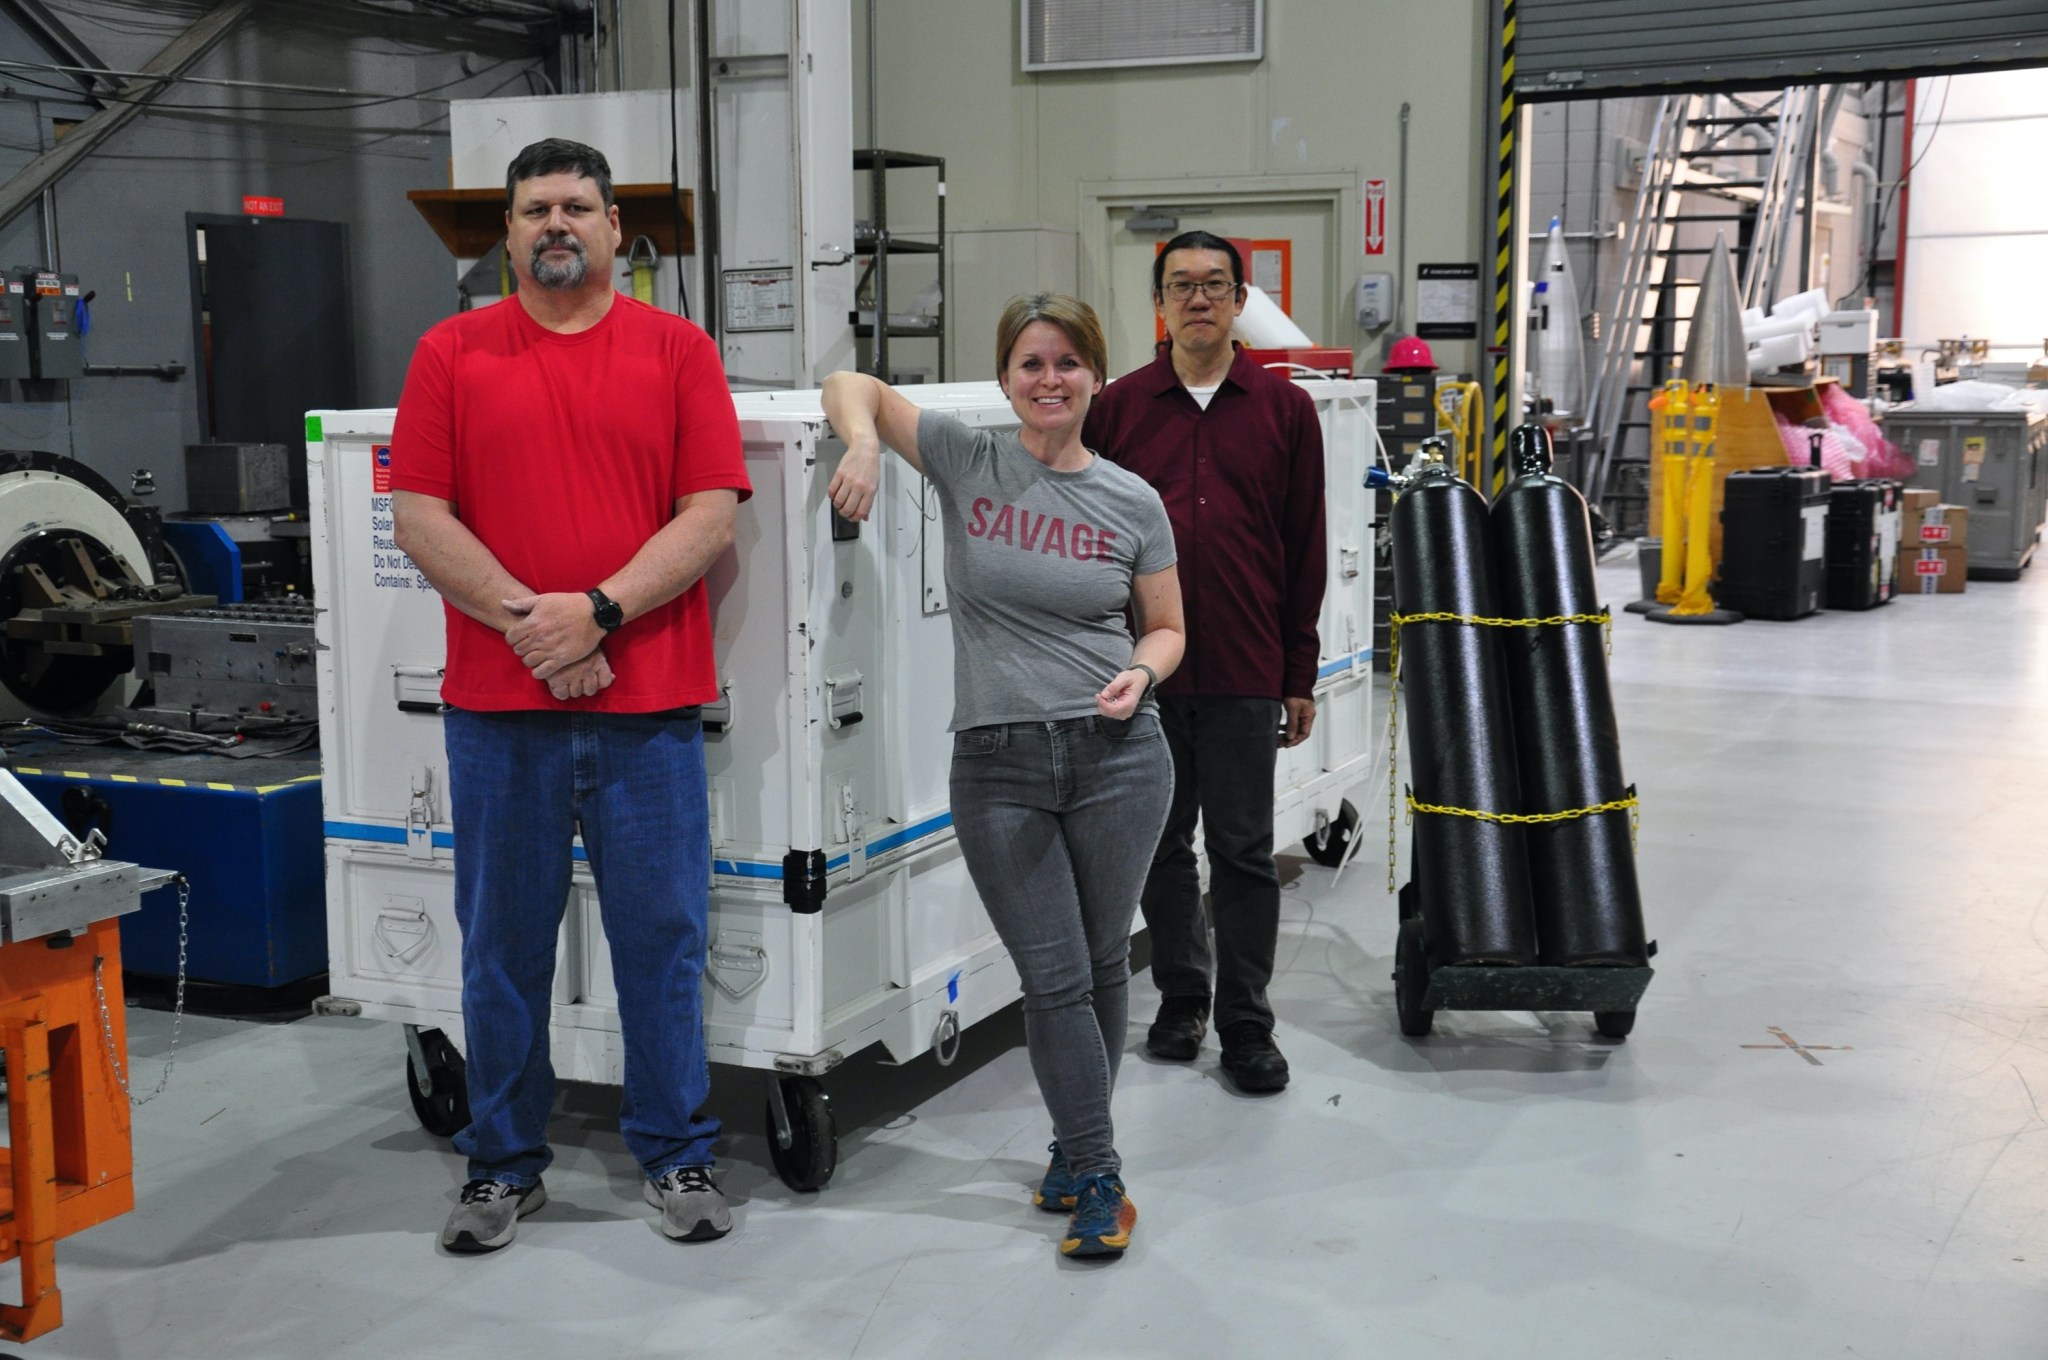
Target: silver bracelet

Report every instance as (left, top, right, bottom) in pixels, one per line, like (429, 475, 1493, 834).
(1129, 662, 1160, 693)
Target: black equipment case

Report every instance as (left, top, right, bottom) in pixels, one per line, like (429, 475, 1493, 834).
(1823, 479, 1901, 610)
(1718, 467, 1830, 620)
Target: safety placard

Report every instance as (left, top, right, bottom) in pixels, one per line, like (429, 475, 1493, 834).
(1962, 435, 1986, 483)
(1416, 263, 1478, 339)
(723, 268, 795, 332)
(1917, 437, 1942, 467)
(1364, 179, 1386, 255)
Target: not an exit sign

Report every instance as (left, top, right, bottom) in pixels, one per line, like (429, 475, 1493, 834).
(242, 195, 285, 217)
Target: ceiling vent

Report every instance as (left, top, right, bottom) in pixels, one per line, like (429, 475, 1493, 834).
(1021, 0, 1263, 73)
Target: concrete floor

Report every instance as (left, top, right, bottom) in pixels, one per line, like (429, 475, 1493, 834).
(16, 552, 2048, 1359)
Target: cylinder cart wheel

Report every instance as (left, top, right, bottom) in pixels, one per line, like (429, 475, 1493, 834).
(1301, 799, 1362, 868)
(766, 1074, 838, 1192)
(1593, 1010, 1636, 1041)
(1393, 916, 1435, 1037)
(406, 1028, 471, 1139)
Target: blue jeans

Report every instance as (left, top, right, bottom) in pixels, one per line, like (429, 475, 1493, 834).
(444, 707, 719, 1186)
(948, 713, 1173, 1179)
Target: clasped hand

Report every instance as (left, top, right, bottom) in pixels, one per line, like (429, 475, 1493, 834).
(504, 592, 613, 698)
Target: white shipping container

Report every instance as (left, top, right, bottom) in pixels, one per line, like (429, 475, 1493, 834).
(307, 375, 1377, 1188)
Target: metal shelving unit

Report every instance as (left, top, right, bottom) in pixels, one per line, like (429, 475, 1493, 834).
(854, 149, 946, 383)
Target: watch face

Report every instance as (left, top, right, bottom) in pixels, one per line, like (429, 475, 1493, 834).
(591, 591, 623, 630)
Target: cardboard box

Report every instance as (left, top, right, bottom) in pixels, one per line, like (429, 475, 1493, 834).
(1900, 486, 1938, 515)
(1901, 500, 1969, 550)
(1900, 543, 1968, 594)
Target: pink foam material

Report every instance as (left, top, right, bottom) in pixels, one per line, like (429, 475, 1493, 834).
(1820, 384, 1916, 480)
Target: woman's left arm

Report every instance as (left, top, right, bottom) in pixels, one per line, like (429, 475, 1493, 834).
(1096, 566, 1186, 719)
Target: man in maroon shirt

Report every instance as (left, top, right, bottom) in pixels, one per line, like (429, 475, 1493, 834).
(1082, 231, 1326, 1094)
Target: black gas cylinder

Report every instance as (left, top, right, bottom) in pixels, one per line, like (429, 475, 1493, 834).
(1390, 459, 1536, 966)
(1490, 425, 1648, 966)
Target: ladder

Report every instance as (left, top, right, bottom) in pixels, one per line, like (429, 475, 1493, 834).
(1583, 87, 1825, 532)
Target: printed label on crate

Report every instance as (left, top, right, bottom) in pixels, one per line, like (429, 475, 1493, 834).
(369, 476, 432, 593)
(1962, 435, 1985, 483)
(372, 442, 392, 494)
(1919, 523, 1951, 543)
(1802, 505, 1826, 561)
(1914, 556, 1946, 576)
(1918, 438, 1942, 467)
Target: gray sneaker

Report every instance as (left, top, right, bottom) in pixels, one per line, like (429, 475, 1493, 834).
(441, 1176, 546, 1254)
(644, 1165, 732, 1242)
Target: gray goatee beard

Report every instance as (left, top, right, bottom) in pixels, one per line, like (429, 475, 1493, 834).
(530, 234, 587, 290)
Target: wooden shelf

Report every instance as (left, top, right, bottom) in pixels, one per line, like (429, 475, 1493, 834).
(406, 183, 695, 259)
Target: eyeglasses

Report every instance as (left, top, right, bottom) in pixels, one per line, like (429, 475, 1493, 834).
(1159, 280, 1241, 302)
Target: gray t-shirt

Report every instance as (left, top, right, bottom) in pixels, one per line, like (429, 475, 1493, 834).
(917, 410, 1176, 730)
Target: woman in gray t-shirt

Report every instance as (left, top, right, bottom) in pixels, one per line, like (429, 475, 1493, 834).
(823, 293, 1183, 1263)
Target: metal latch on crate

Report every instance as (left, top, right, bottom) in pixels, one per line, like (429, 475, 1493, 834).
(405, 767, 436, 861)
(824, 667, 863, 729)
(709, 930, 768, 1000)
(701, 684, 733, 734)
(393, 664, 445, 714)
(1339, 545, 1360, 578)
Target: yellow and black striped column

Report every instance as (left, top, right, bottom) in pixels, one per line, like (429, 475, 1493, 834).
(1488, 0, 1517, 498)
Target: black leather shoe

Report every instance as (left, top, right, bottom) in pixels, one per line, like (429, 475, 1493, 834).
(1219, 1022, 1289, 1093)
(1145, 996, 1209, 1061)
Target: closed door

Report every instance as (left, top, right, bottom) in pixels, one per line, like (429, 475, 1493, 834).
(1101, 198, 1333, 379)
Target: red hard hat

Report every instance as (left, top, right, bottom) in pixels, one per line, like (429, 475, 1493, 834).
(1386, 336, 1437, 372)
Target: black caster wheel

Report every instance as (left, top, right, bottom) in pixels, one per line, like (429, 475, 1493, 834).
(1593, 1010, 1636, 1041)
(1302, 799, 1362, 868)
(1393, 915, 1434, 1038)
(406, 1028, 470, 1139)
(766, 1074, 837, 1192)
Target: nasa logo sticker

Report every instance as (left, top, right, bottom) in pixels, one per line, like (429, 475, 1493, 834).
(373, 443, 393, 494)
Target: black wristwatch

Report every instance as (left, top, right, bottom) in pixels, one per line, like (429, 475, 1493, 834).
(587, 587, 624, 632)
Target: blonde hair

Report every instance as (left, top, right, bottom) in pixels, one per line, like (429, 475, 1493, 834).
(994, 292, 1108, 383)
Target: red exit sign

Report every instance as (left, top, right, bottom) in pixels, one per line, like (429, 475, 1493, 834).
(242, 195, 285, 217)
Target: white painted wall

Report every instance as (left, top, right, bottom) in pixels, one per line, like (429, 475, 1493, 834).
(1901, 69, 2048, 363)
(855, 0, 1491, 381)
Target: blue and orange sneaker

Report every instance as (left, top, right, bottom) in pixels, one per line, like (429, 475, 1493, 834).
(1033, 1141, 1078, 1212)
(1059, 1173, 1136, 1258)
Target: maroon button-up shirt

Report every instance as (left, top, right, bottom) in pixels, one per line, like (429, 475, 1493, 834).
(1084, 344, 1327, 700)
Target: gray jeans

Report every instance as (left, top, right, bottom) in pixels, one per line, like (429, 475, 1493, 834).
(949, 713, 1173, 1179)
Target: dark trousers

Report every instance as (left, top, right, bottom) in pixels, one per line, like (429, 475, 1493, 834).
(1139, 695, 1283, 1033)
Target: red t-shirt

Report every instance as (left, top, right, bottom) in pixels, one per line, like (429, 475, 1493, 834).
(389, 295, 750, 713)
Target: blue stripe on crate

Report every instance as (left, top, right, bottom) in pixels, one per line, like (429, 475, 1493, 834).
(328, 811, 958, 880)
(1317, 648, 1373, 679)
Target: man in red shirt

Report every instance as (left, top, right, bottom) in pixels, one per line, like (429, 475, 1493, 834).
(1083, 231, 1326, 1094)
(391, 139, 750, 1253)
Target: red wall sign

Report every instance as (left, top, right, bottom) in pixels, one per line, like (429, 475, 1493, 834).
(243, 196, 285, 218)
(1364, 180, 1386, 255)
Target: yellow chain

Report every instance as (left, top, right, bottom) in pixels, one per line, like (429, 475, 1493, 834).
(1404, 791, 1640, 825)
(1383, 608, 1633, 893)
(1389, 609, 1614, 657)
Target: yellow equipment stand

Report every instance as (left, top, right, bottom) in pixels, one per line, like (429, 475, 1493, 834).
(1435, 382, 1484, 493)
(1638, 379, 1743, 626)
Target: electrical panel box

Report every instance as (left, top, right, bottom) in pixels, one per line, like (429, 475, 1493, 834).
(15, 269, 81, 380)
(0, 277, 30, 380)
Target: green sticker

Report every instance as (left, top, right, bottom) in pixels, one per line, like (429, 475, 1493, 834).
(304, 415, 324, 443)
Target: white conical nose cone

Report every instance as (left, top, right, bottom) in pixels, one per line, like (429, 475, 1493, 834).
(1682, 232, 1749, 390)
(1533, 217, 1586, 422)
